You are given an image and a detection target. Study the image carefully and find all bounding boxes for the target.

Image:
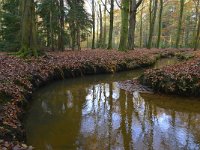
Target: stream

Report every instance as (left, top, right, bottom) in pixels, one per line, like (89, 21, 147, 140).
(25, 58, 200, 150)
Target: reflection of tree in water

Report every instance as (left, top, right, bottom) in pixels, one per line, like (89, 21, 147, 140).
(29, 81, 200, 149)
(80, 82, 200, 150)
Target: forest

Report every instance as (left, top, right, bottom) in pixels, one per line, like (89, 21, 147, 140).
(0, 0, 199, 54)
(0, 0, 200, 149)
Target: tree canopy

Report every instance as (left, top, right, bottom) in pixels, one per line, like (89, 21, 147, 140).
(0, 0, 199, 56)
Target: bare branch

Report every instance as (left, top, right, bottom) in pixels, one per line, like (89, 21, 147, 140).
(115, 0, 122, 9)
(100, 0, 110, 13)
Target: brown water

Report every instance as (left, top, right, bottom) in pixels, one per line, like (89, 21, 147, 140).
(25, 58, 200, 150)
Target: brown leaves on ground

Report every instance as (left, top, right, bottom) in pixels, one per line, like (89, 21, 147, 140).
(142, 50, 200, 96)
(0, 48, 194, 148)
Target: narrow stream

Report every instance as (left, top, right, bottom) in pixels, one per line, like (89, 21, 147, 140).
(25, 58, 200, 150)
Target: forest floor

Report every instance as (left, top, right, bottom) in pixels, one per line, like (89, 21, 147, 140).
(0, 48, 199, 149)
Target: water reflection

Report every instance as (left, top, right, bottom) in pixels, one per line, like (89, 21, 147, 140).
(26, 79, 200, 150)
(25, 57, 200, 149)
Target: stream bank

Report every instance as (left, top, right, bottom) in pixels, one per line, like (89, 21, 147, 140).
(0, 48, 195, 149)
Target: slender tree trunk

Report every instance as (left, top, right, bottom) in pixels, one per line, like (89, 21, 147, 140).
(0, 0, 2, 40)
(194, 14, 200, 50)
(156, 0, 163, 48)
(107, 0, 114, 49)
(92, 0, 95, 49)
(50, 2, 54, 51)
(71, 23, 76, 50)
(175, 0, 184, 48)
(139, 1, 144, 48)
(128, 0, 143, 50)
(20, 0, 38, 57)
(96, 11, 99, 46)
(58, 0, 64, 51)
(119, 0, 129, 51)
(193, 0, 199, 48)
(147, 0, 158, 49)
(184, 16, 190, 47)
(77, 27, 81, 50)
(99, 4, 103, 48)
(103, 0, 107, 48)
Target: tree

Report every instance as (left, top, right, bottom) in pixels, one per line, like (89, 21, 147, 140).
(194, 12, 200, 50)
(103, 0, 107, 48)
(175, 0, 184, 48)
(0, 0, 21, 51)
(67, 0, 91, 50)
(127, 0, 143, 50)
(139, 1, 144, 47)
(156, 0, 163, 48)
(58, 0, 65, 51)
(92, 0, 95, 49)
(37, 0, 60, 50)
(107, 0, 114, 49)
(98, 3, 103, 48)
(19, 0, 39, 57)
(193, 0, 199, 50)
(147, 0, 158, 49)
(118, 0, 129, 51)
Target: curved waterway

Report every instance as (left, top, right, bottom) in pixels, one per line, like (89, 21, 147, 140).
(25, 58, 200, 150)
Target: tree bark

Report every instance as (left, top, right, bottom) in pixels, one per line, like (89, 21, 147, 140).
(77, 28, 81, 50)
(20, 0, 38, 57)
(58, 0, 64, 51)
(103, 0, 107, 48)
(50, 1, 54, 51)
(194, 14, 200, 50)
(99, 3, 103, 48)
(147, 0, 158, 49)
(107, 0, 114, 49)
(193, 0, 199, 49)
(92, 0, 95, 49)
(118, 0, 129, 51)
(139, 1, 144, 48)
(175, 0, 184, 48)
(156, 0, 163, 48)
(128, 0, 143, 50)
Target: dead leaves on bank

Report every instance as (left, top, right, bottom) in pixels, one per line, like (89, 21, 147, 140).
(142, 54, 200, 96)
(0, 48, 195, 148)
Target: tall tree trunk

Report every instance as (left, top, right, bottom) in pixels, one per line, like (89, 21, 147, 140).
(175, 0, 184, 48)
(96, 11, 99, 46)
(103, 0, 107, 48)
(92, 0, 95, 49)
(50, 1, 54, 51)
(139, 1, 144, 47)
(193, 0, 199, 48)
(20, 0, 38, 57)
(58, 0, 64, 51)
(99, 3, 103, 48)
(156, 0, 163, 48)
(70, 22, 76, 50)
(118, 0, 129, 51)
(0, 0, 2, 40)
(77, 27, 81, 50)
(128, 0, 143, 50)
(147, 0, 158, 49)
(107, 0, 114, 49)
(194, 14, 200, 51)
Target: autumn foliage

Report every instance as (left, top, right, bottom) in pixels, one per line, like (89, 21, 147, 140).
(141, 51, 200, 96)
(0, 48, 195, 148)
